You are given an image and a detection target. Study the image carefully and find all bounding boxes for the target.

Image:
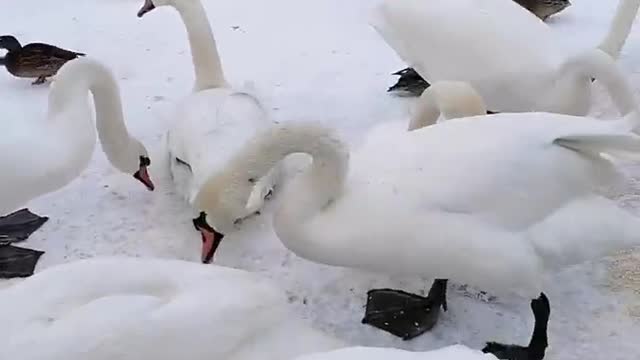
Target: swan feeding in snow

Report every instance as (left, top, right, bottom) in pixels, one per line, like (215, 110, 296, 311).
(371, 0, 640, 115)
(0, 257, 345, 360)
(0, 58, 154, 278)
(193, 53, 640, 339)
(137, 0, 281, 263)
(298, 295, 550, 359)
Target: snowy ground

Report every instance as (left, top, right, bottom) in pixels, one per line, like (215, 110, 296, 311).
(2, 0, 640, 359)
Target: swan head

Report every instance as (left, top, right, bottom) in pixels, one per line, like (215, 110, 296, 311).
(191, 172, 258, 264)
(137, 0, 176, 17)
(126, 139, 155, 191)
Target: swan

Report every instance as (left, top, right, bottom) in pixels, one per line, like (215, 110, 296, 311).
(137, 0, 281, 264)
(371, 0, 640, 115)
(0, 58, 154, 258)
(1, 57, 155, 217)
(193, 58, 640, 335)
(0, 256, 346, 359)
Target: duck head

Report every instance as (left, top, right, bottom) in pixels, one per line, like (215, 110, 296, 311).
(0, 35, 21, 52)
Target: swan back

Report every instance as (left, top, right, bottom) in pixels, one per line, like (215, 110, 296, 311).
(371, 0, 562, 83)
(273, 112, 640, 297)
(0, 257, 342, 360)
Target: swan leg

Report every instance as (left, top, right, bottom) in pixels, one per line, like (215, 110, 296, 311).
(0, 244, 44, 278)
(482, 293, 550, 360)
(31, 76, 48, 85)
(362, 279, 448, 340)
(0, 209, 49, 243)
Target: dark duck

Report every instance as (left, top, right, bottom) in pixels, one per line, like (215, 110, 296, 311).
(386, 0, 571, 98)
(0, 35, 85, 85)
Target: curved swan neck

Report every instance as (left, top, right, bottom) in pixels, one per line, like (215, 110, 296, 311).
(173, 0, 228, 91)
(556, 49, 637, 115)
(598, 0, 640, 58)
(194, 123, 349, 242)
(48, 58, 137, 173)
(408, 81, 487, 130)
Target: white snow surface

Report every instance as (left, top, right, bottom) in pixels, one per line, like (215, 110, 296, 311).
(2, 0, 640, 359)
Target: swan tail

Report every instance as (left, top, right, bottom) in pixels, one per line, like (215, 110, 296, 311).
(554, 110, 640, 158)
(597, 0, 640, 58)
(529, 197, 640, 271)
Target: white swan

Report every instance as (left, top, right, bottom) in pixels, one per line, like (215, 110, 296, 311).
(194, 55, 640, 331)
(371, 0, 640, 115)
(1, 57, 154, 217)
(0, 257, 344, 359)
(137, 0, 281, 263)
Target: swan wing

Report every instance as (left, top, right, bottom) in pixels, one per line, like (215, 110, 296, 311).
(0, 106, 94, 214)
(0, 257, 288, 360)
(370, 0, 565, 110)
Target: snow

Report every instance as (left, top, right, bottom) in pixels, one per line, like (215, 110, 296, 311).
(1, 0, 640, 359)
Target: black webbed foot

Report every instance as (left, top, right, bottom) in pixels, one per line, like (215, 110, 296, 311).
(362, 279, 448, 340)
(0, 244, 44, 278)
(0, 209, 49, 243)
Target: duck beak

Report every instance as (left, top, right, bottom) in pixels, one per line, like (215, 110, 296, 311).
(133, 165, 155, 191)
(137, 0, 156, 17)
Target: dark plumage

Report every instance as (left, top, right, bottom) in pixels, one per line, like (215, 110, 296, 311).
(513, 0, 571, 21)
(0, 35, 85, 85)
(482, 293, 551, 360)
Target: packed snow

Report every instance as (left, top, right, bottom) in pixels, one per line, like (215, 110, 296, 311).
(1, 0, 640, 359)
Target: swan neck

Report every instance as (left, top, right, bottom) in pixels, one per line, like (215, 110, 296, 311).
(555, 49, 637, 115)
(175, 0, 228, 90)
(408, 87, 441, 130)
(196, 123, 349, 255)
(48, 60, 136, 173)
(598, 0, 640, 58)
(408, 82, 487, 130)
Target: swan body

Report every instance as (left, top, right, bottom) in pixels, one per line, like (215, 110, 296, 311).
(371, 0, 640, 115)
(0, 257, 344, 359)
(0, 57, 154, 216)
(198, 75, 640, 299)
(138, 0, 281, 262)
(295, 345, 497, 360)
